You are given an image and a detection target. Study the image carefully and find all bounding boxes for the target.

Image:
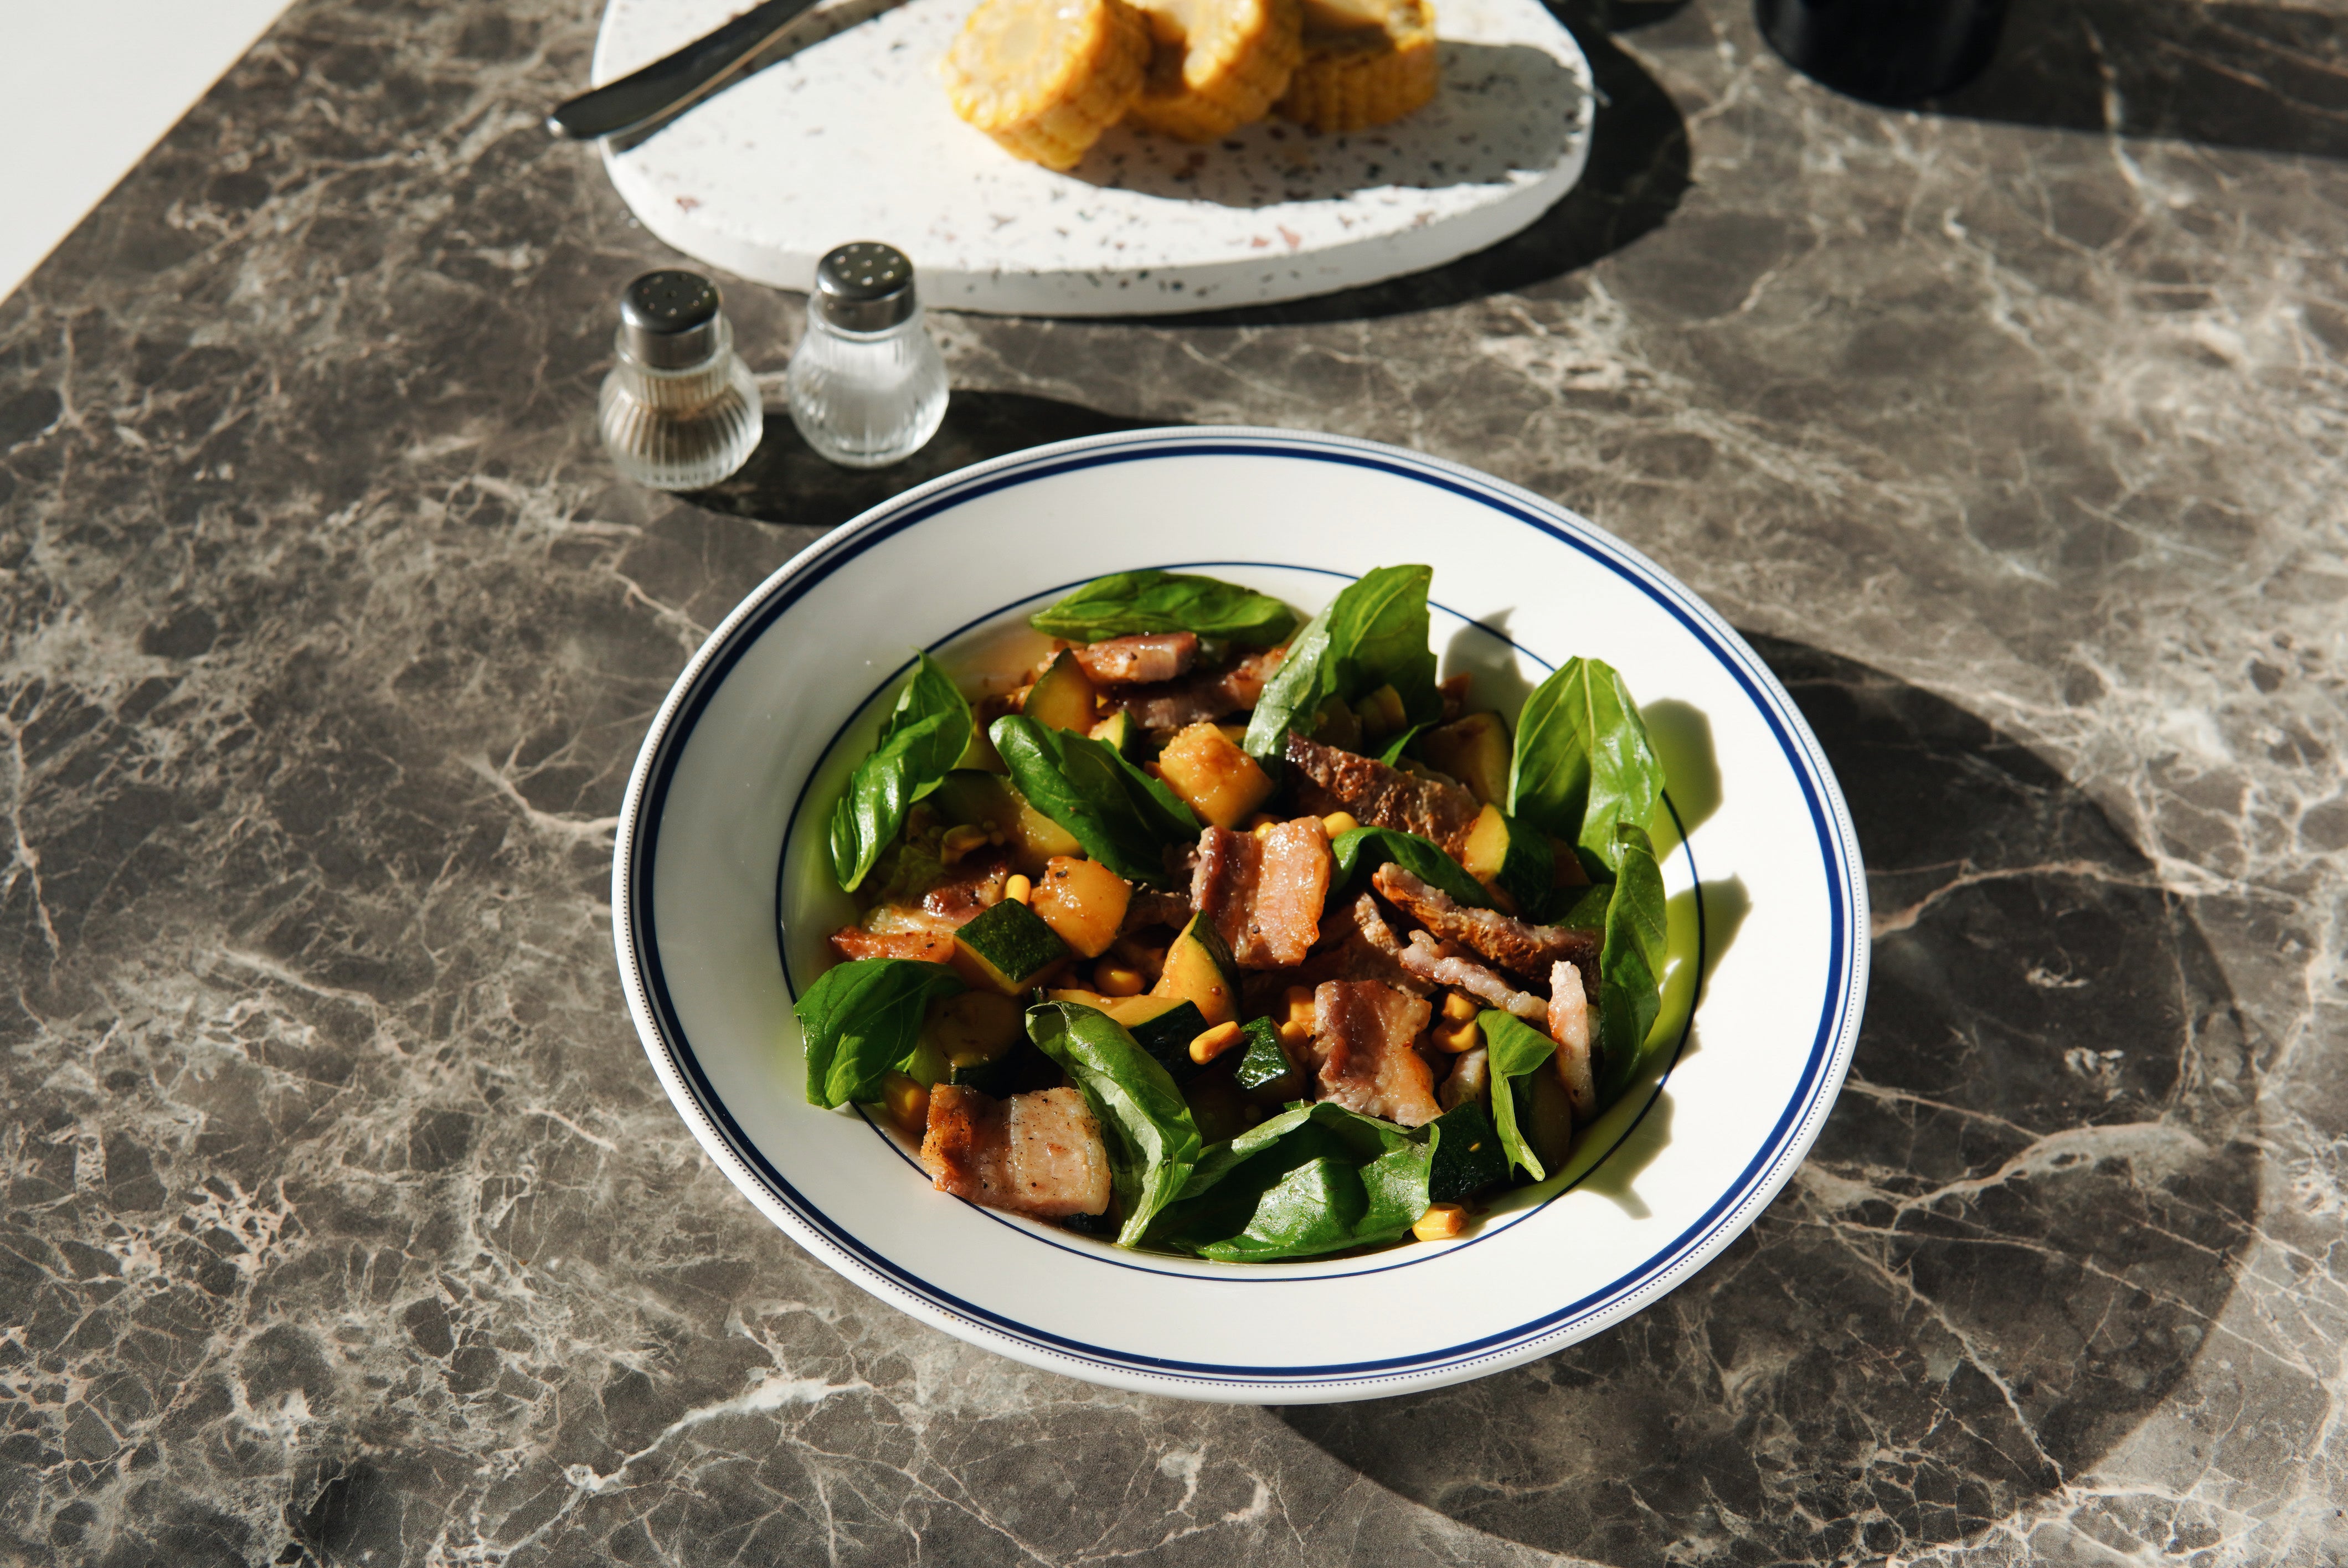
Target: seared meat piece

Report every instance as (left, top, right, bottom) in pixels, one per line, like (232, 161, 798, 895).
(1120, 888, 1196, 933)
(1548, 961, 1599, 1122)
(1285, 735, 1481, 854)
(1372, 862, 1598, 986)
(1275, 891, 1428, 998)
(1439, 1046, 1489, 1112)
(921, 848, 1012, 926)
(1397, 931, 1547, 1020)
(1305, 981, 1440, 1127)
(1072, 632, 1198, 685)
(1190, 819, 1332, 969)
(828, 926, 958, 964)
(1105, 646, 1287, 733)
(920, 1085, 1111, 1218)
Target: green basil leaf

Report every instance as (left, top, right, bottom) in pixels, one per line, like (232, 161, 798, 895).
(1507, 656, 1664, 876)
(1029, 570, 1297, 648)
(1377, 723, 1424, 766)
(794, 958, 967, 1108)
(1027, 1000, 1204, 1246)
(828, 652, 975, 892)
(1243, 565, 1442, 762)
(1594, 822, 1667, 1106)
(1152, 1102, 1433, 1262)
(988, 714, 1199, 885)
(1477, 1008, 1559, 1181)
(1328, 826, 1491, 909)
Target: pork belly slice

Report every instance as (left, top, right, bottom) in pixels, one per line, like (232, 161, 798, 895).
(1439, 1045, 1490, 1112)
(1372, 862, 1598, 986)
(920, 1085, 1111, 1219)
(829, 926, 957, 964)
(1285, 735, 1481, 855)
(1397, 931, 1548, 1021)
(921, 848, 1012, 926)
(1072, 632, 1198, 685)
(1306, 981, 1440, 1127)
(1190, 819, 1333, 969)
(1548, 961, 1599, 1122)
(1105, 646, 1287, 733)
(1120, 888, 1196, 935)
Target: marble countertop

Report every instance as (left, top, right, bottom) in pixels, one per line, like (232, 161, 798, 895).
(4, 0, 2344, 1562)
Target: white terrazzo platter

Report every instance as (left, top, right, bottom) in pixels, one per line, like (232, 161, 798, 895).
(593, 0, 1595, 314)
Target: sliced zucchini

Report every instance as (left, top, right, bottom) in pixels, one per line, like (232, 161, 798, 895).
(1521, 1065, 1578, 1174)
(1427, 1100, 1508, 1203)
(1231, 1017, 1304, 1104)
(1460, 803, 1556, 915)
(1155, 721, 1275, 829)
(1126, 997, 1209, 1082)
(1151, 912, 1240, 1025)
(1024, 649, 1099, 733)
(923, 991, 1027, 1069)
(1420, 711, 1511, 806)
(949, 1035, 1061, 1098)
(1028, 854, 1133, 959)
(1184, 1068, 1255, 1144)
(1356, 683, 1408, 745)
(930, 769, 1083, 875)
(1088, 710, 1141, 757)
(953, 899, 1073, 994)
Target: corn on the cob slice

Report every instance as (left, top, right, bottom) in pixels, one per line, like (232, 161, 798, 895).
(1127, 0, 1304, 143)
(944, 0, 1152, 171)
(1278, 0, 1437, 134)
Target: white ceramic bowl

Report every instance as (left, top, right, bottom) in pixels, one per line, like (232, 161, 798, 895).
(612, 427, 1870, 1404)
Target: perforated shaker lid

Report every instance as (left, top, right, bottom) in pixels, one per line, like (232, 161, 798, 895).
(813, 242, 917, 332)
(619, 270, 724, 369)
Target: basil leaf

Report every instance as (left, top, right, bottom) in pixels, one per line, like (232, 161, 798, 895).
(1243, 565, 1443, 762)
(828, 652, 974, 892)
(1507, 656, 1663, 876)
(1153, 1102, 1433, 1262)
(1479, 1008, 1561, 1181)
(1377, 724, 1424, 766)
(1594, 822, 1667, 1106)
(794, 958, 967, 1108)
(1027, 1000, 1203, 1246)
(1030, 570, 1297, 648)
(1329, 826, 1491, 909)
(988, 714, 1199, 885)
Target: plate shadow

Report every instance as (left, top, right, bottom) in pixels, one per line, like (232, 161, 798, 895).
(1279, 633, 2259, 1564)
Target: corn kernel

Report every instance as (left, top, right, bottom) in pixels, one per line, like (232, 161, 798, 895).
(1277, 1019, 1312, 1048)
(1005, 874, 1033, 904)
(1283, 985, 1317, 1027)
(1412, 1203, 1467, 1242)
(1189, 1020, 1245, 1064)
(940, 824, 993, 865)
(1095, 960, 1147, 997)
(1431, 1017, 1480, 1054)
(1252, 820, 1279, 841)
(1321, 811, 1361, 838)
(881, 1071, 930, 1138)
(1440, 991, 1479, 1023)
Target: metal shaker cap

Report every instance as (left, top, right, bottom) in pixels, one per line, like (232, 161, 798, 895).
(619, 270, 724, 369)
(813, 242, 917, 333)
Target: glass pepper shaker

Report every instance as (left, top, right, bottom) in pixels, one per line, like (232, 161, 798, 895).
(787, 242, 949, 468)
(598, 269, 763, 491)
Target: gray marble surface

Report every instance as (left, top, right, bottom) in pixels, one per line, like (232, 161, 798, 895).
(3, 0, 2345, 1562)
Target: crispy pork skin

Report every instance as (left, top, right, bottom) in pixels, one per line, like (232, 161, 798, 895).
(1372, 862, 1598, 985)
(1072, 632, 1198, 685)
(921, 1085, 1112, 1218)
(1190, 819, 1332, 969)
(1306, 980, 1440, 1127)
(1285, 735, 1481, 854)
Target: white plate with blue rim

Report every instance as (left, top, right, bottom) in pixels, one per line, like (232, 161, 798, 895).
(611, 426, 1870, 1404)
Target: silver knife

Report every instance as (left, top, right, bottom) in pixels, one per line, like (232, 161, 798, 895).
(547, 0, 829, 141)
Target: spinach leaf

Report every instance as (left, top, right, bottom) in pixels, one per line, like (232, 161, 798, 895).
(1478, 1008, 1560, 1181)
(1154, 1102, 1433, 1262)
(795, 958, 967, 1108)
(1507, 656, 1663, 877)
(1593, 822, 1667, 1106)
(1329, 826, 1491, 909)
(828, 652, 974, 892)
(1029, 570, 1297, 648)
(1028, 1000, 1204, 1246)
(989, 715, 1200, 885)
(1243, 565, 1443, 762)
(1377, 723, 1424, 766)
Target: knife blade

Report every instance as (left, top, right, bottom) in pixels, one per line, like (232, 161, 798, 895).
(547, 0, 830, 142)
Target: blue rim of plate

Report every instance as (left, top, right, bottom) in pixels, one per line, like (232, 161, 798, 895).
(611, 426, 1871, 1397)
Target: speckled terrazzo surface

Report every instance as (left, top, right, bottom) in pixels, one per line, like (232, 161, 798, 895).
(3, 0, 2346, 1562)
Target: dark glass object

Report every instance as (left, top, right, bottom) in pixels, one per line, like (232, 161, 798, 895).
(1755, 0, 2008, 104)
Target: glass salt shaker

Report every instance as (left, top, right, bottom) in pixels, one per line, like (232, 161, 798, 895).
(787, 242, 949, 468)
(598, 269, 763, 491)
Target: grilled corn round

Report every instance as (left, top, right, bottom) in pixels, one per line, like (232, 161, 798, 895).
(1128, 0, 1304, 143)
(1278, 0, 1438, 133)
(944, 0, 1154, 171)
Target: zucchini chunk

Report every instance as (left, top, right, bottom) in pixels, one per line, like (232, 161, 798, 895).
(1044, 990, 1209, 1079)
(954, 898, 1073, 994)
(1088, 710, 1142, 757)
(1155, 720, 1276, 828)
(1427, 1100, 1508, 1203)
(1420, 711, 1511, 806)
(931, 769, 1083, 876)
(1459, 803, 1557, 914)
(1028, 854, 1134, 958)
(1151, 911, 1242, 1024)
(1024, 649, 1100, 733)
(1231, 1017, 1304, 1103)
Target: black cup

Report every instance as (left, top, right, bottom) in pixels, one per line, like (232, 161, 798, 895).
(1755, 0, 2008, 104)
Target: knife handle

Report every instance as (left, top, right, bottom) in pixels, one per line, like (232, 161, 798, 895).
(548, 0, 826, 141)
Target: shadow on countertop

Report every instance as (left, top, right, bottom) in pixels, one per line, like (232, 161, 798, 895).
(1284, 635, 2261, 1564)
